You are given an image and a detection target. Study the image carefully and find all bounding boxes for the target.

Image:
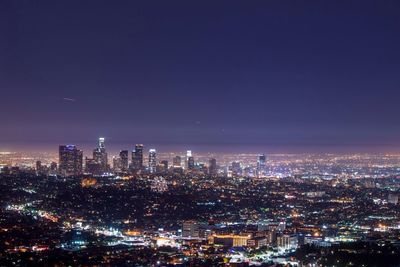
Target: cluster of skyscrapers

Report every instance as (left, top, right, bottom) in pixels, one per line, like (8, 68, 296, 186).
(57, 137, 267, 178)
(58, 138, 231, 177)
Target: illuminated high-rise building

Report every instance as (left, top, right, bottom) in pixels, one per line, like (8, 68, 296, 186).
(85, 157, 100, 174)
(187, 150, 195, 170)
(35, 161, 49, 176)
(131, 144, 144, 171)
(59, 145, 83, 177)
(231, 161, 242, 176)
(209, 158, 217, 176)
(257, 154, 266, 177)
(161, 160, 168, 169)
(112, 156, 122, 172)
(99, 137, 105, 150)
(119, 150, 129, 172)
(50, 162, 58, 175)
(173, 156, 181, 168)
(93, 137, 108, 173)
(36, 160, 42, 176)
(159, 160, 168, 173)
(148, 149, 157, 173)
(188, 157, 195, 170)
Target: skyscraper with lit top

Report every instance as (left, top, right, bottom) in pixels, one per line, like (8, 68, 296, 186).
(93, 137, 108, 173)
(187, 150, 195, 170)
(131, 144, 144, 171)
(59, 145, 83, 177)
(148, 149, 157, 173)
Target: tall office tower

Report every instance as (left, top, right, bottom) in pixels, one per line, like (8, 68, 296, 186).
(209, 158, 217, 176)
(99, 137, 105, 150)
(188, 156, 195, 170)
(173, 156, 182, 167)
(36, 161, 48, 176)
(49, 162, 58, 176)
(59, 145, 83, 177)
(131, 144, 144, 171)
(36, 160, 42, 176)
(119, 150, 129, 172)
(182, 220, 199, 238)
(85, 157, 100, 174)
(112, 156, 122, 172)
(187, 150, 195, 170)
(148, 149, 157, 173)
(257, 154, 266, 177)
(93, 137, 108, 173)
(158, 160, 168, 173)
(231, 161, 242, 176)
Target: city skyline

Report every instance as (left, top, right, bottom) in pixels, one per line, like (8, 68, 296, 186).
(2, 1, 400, 266)
(5, 137, 400, 154)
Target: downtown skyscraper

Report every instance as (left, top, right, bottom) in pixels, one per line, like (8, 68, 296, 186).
(173, 156, 182, 168)
(209, 158, 217, 176)
(119, 150, 129, 172)
(148, 149, 157, 174)
(131, 144, 144, 171)
(93, 137, 108, 173)
(113, 150, 129, 173)
(187, 150, 195, 170)
(257, 154, 266, 177)
(59, 145, 83, 177)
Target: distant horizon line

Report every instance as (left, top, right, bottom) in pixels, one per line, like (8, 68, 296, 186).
(3, 141, 400, 155)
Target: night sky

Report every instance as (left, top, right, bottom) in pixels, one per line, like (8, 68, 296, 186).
(1, 1, 400, 153)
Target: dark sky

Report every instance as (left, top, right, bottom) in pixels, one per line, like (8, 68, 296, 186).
(1, 1, 400, 152)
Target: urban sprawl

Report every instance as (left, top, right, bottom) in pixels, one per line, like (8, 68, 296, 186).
(1, 138, 400, 266)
